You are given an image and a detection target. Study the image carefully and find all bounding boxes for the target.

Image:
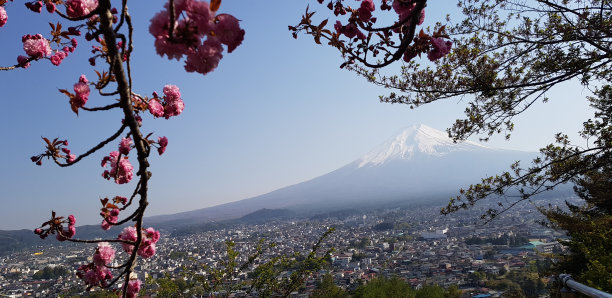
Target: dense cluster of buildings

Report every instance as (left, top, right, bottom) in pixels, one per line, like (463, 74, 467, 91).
(0, 199, 568, 297)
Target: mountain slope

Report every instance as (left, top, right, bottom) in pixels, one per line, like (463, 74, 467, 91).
(147, 125, 539, 226)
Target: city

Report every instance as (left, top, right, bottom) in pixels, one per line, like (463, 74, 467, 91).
(0, 198, 569, 297)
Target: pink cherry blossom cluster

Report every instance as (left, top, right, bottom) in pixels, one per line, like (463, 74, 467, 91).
(50, 38, 78, 66)
(118, 226, 160, 259)
(34, 214, 76, 240)
(402, 31, 453, 62)
(65, 0, 98, 18)
(101, 151, 134, 184)
(149, 0, 244, 75)
(19, 33, 78, 67)
(148, 85, 185, 119)
(22, 34, 51, 58)
(357, 0, 375, 22)
(77, 262, 113, 288)
(335, 20, 366, 40)
(119, 137, 132, 155)
(309, 0, 453, 65)
(73, 228, 150, 292)
(427, 36, 452, 61)
(126, 279, 142, 298)
(93, 242, 116, 266)
(56, 214, 77, 241)
(0, 6, 7, 27)
(72, 74, 90, 109)
(392, 0, 425, 25)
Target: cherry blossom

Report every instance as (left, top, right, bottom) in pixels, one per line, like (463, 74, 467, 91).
(25, 1, 43, 13)
(149, 10, 196, 60)
(427, 37, 452, 61)
(162, 85, 184, 118)
(148, 98, 165, 117)
(357, 0, 375, 22)
(46, 2, 56, 13)
(150, 0, 244, 75)
(77, 264, 113, 287)
(335, 21, 365, 40)
(21, 0, 237, 295)
(157, 136, 168, 155)
(119, 137, 132, 155)
(126, 279, 142, 298)
(187, 0, 213, 35)
(0, 6, 7, 27)
(93, 242, 116, 266)
(392, 0, 424, 25)
(118, 226, 160, 259)
(65, 0, 98, 18)
(17, 56, 30, 68)
(118, 226, 137, 253)
(101, 151, 134, 184)
(145, 227, 161, 243)
(22, 34, 52, 58)
(50, 51, 67, 66)
(72, 75, 90, 109)
(55, 214, 77, 241)
(101, 207, 119, 230)
(116, 196, 128, 205)
(163, 85, 180, 100)
(184, 37, 223, 75)
(213, 14, 245, 53)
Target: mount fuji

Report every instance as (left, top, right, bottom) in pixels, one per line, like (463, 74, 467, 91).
(148, 125, 538, 225)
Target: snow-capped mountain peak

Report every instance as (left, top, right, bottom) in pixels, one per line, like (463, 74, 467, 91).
(358, 124, 488, 168)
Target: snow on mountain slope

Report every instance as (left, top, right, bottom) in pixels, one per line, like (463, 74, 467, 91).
(358, 124, 488, 167)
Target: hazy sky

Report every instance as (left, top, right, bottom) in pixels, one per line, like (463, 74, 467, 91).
(0, 1, 593, 229)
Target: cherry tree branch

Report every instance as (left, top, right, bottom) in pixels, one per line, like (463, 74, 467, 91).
(53, 124, 127, 167)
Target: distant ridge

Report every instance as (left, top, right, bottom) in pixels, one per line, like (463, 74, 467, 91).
(146, 124, 543, 227)
(236, 208, 295, 224)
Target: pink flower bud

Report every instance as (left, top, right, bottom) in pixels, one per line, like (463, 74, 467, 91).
(17, 56, 31, 68)
(46, 2, 56, 13)
(157, 136, 168, 155)
(119, 137, 132, 155)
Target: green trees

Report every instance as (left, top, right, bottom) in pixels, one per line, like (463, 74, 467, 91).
(541, 156, 612, 292)
(311, 274, 348, 298)
(351, 276, 460, 298)
(32, 266, 70, 280)
(352, 276, 416, 298)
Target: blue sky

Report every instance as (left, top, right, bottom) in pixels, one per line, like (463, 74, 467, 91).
(0, 0, 592, 229)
